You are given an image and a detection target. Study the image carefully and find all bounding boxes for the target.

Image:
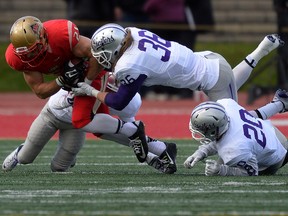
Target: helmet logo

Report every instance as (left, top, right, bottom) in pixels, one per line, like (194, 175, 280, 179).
(95, 36, 115, 50)
(31, 23, 40, 34)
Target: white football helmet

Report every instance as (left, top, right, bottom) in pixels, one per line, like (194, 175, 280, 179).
(189, 101, 230, 144)
(91, 23, 127, 69)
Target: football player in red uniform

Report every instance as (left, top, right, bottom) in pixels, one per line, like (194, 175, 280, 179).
(5, 16, 104, 126)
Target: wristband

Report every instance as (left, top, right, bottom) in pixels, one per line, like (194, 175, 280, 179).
(84, 77, 93, 85)
(56, 77, 63, 87)
(91, 89, 100, 97)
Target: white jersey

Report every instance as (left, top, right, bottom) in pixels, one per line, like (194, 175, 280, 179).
(115, 27, 219, 91)
(48, 89, 73, 124)
(216, 98, 286, 172)
(48, 89, 142, 123)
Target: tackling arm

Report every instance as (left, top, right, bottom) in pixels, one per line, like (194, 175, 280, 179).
(72, 74, 146, 110)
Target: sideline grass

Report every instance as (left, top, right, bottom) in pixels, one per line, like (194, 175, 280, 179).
(0, 139, 288, 216)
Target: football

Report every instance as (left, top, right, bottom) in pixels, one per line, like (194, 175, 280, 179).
(68, 58, 83, 67)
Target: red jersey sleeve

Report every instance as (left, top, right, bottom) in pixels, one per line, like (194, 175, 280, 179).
(5, 44, 23, 71)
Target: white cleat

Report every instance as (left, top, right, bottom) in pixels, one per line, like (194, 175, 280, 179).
(272, 89, 288, 113)
(257, 34, 284, 56)
(2, 144, 23, 171)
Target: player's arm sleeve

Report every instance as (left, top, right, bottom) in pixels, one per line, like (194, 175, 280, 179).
(219, 154, 258, 176)
(198, 142, 218, 156)
(104, 74, 147, 110)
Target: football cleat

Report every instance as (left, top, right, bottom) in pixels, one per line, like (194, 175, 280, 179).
(149, 142, 177, 174)
(2, 144, 23, 171)
(129, 121, 148, 163)
(148, 157, 165, 172)
(272, 89, 288, 113)
(258, 34, 284, 56)
(160, 142, 177, 174)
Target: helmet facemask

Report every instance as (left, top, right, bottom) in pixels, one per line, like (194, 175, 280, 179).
(91, 23, 127, 69)
(189, 102, 230, 144)
(92, 49, 113, 69)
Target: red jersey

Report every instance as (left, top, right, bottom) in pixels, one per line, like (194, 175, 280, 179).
(5, 19, 80, 75)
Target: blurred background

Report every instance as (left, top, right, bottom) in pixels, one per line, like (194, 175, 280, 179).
(0, 0, 286, 104)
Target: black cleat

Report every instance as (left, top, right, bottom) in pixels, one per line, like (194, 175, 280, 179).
(148, 142, 177, 174)
(129, 121, 148, 163)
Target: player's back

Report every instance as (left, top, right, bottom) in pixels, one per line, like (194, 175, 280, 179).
(115, 27, 218, 90)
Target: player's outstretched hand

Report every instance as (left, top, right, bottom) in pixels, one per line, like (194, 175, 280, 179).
(72, 82, 94, 96)
(184, 150, 207, 169)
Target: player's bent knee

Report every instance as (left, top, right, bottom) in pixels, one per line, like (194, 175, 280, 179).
(72, 116, 91, 129)
(50, 160, 70, 172)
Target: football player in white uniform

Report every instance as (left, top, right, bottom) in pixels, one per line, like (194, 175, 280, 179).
(71, 23, 283, 113)
(184, 89, 288, 176)
(2, 76, 177, 174)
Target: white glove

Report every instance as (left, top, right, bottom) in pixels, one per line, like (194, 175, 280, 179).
(184, 150, 207, 169)
(72, 82, 99, 97)
(205, 159, 221, 176)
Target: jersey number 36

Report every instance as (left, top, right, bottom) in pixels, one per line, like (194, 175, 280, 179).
(137, 30, 171, 62)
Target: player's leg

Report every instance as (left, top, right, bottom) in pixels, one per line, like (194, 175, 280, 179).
(2, 104, 58, 171)
(249, 89, 288, 119)
(72, 71, 107, 128)
(50, 128, 86, 172)
(99, 133, 177, 173)
(109, 92, 142, 122)
(233, 34, 284, 90)
(81, 113, 148, 163)
(205, 53, 238, 101)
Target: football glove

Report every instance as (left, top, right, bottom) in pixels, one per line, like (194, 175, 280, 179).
(205, 159, 221, 176)
(184, 150, 207, 169)
(72, 82, 99, 97)
(184, 143, 217, 169)
(56, 60, 86, 90)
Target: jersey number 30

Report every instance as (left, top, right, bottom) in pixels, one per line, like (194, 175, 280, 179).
(137, 30, 171, 62)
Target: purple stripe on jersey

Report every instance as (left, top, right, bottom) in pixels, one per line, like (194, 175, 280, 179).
(104, 74, 147, 110)
(229, 84, 235, 100)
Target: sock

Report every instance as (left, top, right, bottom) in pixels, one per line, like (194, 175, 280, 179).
(100, 134, 130, 146)
(233, 60, 254, 90)
(146, 136, 166, 156)
(245, 55, 257, 68)
(146, 152, 158, 164)
(251, 101, 283, 120)
(246, 36, 276, 67)
(118, 122, 137, 138)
